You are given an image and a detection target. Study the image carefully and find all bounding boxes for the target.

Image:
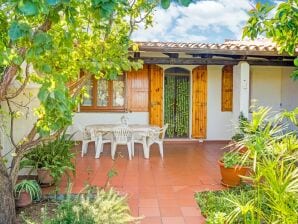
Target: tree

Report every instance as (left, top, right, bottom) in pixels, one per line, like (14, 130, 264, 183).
(0, 0, 192, 222)
(0, 0, 158, 222)
(242, 0, 298, 79)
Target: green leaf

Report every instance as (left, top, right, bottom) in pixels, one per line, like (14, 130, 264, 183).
(18, 0, 39, 16)
(38, 87, 49, 102)
(46, 0, 61, 6)
(161, 0, 170, 9)
(8, 21, 31, 41)
(294, 57, 298, 67)
(179, 0, 192, 7)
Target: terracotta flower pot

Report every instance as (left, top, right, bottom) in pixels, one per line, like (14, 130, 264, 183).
(218, 160, 248, 187)
(37, 168, 54, 186)
(15, 191, 32, 207)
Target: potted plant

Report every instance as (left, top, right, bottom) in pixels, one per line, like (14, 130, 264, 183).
(218, 151, 248, 187)
(21, 132, 75, 186)
(14, 180, 41, 207)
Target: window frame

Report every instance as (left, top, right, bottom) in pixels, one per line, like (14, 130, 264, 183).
(80, 75, 126, 112)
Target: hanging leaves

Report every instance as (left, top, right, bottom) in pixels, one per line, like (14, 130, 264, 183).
(8, 21, 32, 41)
(164, 74, 190, 138)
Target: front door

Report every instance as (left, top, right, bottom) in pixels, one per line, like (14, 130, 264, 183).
(164, 68, 190, 138)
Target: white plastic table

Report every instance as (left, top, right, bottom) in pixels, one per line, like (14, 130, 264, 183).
(85, 124, 159, 159)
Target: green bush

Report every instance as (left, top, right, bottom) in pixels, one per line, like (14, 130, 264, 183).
(21, 132, 75, 184)
(199, 108, 298, 224)
(195, 185, 254, 223)
(44, 188, 141, 224)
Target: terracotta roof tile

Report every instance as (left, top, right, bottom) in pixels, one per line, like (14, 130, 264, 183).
(135, 39, 298, 56)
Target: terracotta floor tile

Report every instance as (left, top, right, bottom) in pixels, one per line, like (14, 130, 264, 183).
(52, 142, 229, 222)
(184, 216, 205, 224)
(177, 198, 198, 207)
(161, 217, 185, 224)
(139, 207, 160, 217)
(158, 199, 179, 207)
(140, 217, 162, 224)
(160, 207, 182, 217)
(139, 198, 159, 207)
(180, 207, 201, 217)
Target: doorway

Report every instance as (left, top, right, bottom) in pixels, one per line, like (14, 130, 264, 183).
(164, 67, 190, 138)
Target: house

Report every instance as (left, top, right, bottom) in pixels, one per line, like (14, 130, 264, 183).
(72, 39, 298, 140)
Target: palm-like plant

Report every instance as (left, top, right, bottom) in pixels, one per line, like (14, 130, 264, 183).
(223, 107, 298, 223)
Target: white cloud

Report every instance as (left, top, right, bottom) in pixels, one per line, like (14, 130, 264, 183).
(132, 0, 255, 43)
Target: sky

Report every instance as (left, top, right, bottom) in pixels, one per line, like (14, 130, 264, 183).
(132, 0, 277, 43)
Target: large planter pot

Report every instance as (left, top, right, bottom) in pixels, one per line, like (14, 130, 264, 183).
(218, 160, 248, 187)
(37, 168, 54, 186)
(15, 191, 32, 207)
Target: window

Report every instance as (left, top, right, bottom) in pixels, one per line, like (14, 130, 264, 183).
(81, 75, 125, 112)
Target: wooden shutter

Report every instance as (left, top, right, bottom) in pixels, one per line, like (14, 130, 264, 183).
(127, 65, 149, 112)
(149, 64, 163, 127)
(192, 66, 207, 139)
(221, 65, 233, 111)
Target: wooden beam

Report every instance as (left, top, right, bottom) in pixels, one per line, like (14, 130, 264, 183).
(132, 57, 294, 67)
(138, 57, 238, 65)
(163, 53, 179, 58)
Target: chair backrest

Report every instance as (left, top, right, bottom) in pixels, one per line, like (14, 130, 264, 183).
(112, 126, 132, 143)
(149, 124, 168, 141)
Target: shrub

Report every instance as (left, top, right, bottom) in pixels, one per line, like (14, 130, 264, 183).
(21, 132, 75, 184)
(44, 188, 141, 224)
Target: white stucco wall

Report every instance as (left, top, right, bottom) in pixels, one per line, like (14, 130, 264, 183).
(250, 66, 282, 111)
(207, 66, 233, 140)
(281, 67, 298, 110)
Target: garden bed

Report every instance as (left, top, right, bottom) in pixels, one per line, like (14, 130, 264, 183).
(16, 200, 58, 224)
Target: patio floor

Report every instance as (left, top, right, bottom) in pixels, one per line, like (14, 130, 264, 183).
(44, 141, 228, 224)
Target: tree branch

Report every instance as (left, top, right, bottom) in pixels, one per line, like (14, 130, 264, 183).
(5, 99, 17, 148)
(5, 64, 30, 100)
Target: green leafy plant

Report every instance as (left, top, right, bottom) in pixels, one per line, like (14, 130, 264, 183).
(43, 188, 141, 224)
(195, 185, 254, 223)
(222, 151, 243, 168)
(211, 108, 298, 223)
(21, 132, 75, 184)
(14, 180, 41, 201)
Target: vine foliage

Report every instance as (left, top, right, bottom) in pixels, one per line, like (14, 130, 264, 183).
(164, 74, 190, 138)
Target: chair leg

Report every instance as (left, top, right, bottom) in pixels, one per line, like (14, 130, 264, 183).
(95, 140, 101, 159)
(81, 141, 88, 157)
(143, 144, 150, 159)
(157, 142, 164, 159)
(127, 143, 132, 160)
(111, 143, 117, 160)
(131, 141, 135, 157)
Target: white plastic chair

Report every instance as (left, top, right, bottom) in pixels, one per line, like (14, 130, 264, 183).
(111, 126, 132, 160)
(95, 132, 112, 158)
(131, 132, 148, 157)
(81, 128, 98, 157)
(145, 124, 168, 159)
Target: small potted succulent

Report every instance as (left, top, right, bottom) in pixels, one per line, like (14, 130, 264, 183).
(14, 180, 41, 207)
(21, 132, 75, 186)
(218, 151, 248, 187)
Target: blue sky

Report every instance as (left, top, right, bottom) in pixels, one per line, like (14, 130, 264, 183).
(132, 0, 277, 43)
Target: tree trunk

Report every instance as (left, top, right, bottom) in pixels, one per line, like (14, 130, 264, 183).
(0, 162, 16, 224)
